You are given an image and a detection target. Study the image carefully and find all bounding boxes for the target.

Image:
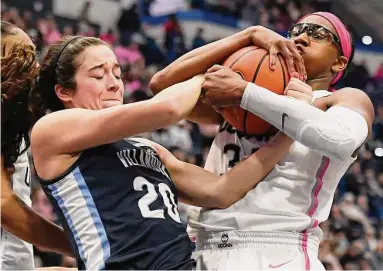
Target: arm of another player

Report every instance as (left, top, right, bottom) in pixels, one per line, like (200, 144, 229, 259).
(202, 66, 374, 161)
(31, 75, 204, 157)
(1, 156, 74, 257)
(150, 27, 258, 125)
(148, 134, 293, 209)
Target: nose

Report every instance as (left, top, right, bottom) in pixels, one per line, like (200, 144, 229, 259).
(107, 75, 120, 92)
(292, 32, 310, 47)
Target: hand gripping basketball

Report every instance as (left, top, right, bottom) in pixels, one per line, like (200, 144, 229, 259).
(201, 65, 248, 107)
(284, 77, 313, 104)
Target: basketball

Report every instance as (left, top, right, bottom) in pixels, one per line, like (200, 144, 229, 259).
(221, 46, 290, 135)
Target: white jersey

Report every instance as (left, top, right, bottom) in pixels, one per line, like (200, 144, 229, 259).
(188, 90, 356, 239)
(1, 142, 35, 270)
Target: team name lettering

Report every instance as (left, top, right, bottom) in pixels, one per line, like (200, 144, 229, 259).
(117, 149, 171, 180)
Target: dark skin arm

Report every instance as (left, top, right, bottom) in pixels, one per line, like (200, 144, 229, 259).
(201, 66, 374, 158)
(1, 156, 74, 257)
(150, 26, 305, 125)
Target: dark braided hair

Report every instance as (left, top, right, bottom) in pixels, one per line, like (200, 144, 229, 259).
(1, 21, 39, 170)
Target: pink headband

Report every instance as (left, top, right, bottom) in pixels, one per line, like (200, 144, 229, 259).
(298, 12, 352, 87)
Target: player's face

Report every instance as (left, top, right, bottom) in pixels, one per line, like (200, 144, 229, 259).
(288, 15, 346, 81)
(71, 45, 124, 110)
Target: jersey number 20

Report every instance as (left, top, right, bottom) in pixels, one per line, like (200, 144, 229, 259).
(133, 177, 181, 223)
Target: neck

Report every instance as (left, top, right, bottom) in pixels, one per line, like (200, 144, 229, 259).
(306, 75, 332, 91)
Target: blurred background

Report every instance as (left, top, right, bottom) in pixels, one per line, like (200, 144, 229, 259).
(2, 0, 382, 269)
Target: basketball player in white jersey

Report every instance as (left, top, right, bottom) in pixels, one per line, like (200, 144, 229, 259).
(1, 21, 73, 269)
(150, 12, 374, 270)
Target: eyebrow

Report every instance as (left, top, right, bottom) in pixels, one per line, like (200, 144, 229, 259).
(88, 62, 121, 71)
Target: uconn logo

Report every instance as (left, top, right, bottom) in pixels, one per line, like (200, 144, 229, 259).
(218, 233, 232, 248)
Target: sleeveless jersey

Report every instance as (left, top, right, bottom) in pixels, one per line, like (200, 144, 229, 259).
(188, 90, 356, 239)
(1, 141, 35, 270)
(39, 139, 194, 270)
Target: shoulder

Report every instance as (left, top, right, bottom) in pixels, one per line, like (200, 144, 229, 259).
(330, 87, 375, 137)
(331, 87, 374, 117)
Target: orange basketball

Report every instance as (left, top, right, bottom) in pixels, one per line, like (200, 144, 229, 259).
(221, 46, 290, 135)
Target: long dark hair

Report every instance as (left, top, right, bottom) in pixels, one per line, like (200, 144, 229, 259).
(1, 21, 39, 170)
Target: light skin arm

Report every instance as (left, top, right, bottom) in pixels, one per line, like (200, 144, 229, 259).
(31, 75, 204, 159)
(0, 156, 74, 257)
(150, 26, 259, 125)
(142, 133, 294, 209)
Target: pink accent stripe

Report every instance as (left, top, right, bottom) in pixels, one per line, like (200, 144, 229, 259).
(300, 157, 330, 271)
(301, 231, 310, 270)
(308, 157, 330, 217)
(311, 219, 319, 228)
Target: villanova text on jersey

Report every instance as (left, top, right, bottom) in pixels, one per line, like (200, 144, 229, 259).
(39, 139, 194, 270)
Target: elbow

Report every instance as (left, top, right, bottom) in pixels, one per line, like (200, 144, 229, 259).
(215, 197, 234, 209)
(164, 100, 184, 123)
(149, 71, 167, 94)
(1, 194, 14, 225)
(209, 190, 234, 209)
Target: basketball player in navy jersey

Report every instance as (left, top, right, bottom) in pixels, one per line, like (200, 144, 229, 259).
(1, 21, 73, 270)
(29, 36, 297, 270)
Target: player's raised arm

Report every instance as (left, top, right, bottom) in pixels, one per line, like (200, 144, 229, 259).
(144, 133, 293, 208)
(149, 26, 257, 125)
(1, 156, 74, 257)
(31, 75, 203, 157)
(201, 65, 374, 161)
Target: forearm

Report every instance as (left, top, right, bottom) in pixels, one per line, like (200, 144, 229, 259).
(151, 75, 203, 120)
(240, 83, 368, 160)
(150, 26, 260, 92)
(172, 133, 293, 208)
(214, 132, 293, 207)
(1, 194, 73, 256)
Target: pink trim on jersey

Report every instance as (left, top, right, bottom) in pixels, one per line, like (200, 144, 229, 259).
(301, 232, 310, 270)
(300, 156, 330, 270)
(307, 156, 330, 218)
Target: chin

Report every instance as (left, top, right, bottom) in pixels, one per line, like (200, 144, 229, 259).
(102, 100, 122, 108)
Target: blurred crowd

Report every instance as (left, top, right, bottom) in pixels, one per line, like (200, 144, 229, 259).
(189, 0, 331, 32)
(2, 0, 383, 269)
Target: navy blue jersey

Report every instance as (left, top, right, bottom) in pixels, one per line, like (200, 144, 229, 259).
(38, 139, 194, 270)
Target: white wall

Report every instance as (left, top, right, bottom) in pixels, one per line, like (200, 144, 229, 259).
(53, 0, 136, 32)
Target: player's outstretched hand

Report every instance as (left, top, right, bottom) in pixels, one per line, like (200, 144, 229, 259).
(284, 76, 313, 104)
(201, 65, 247, 107)
(250, 27, 306, 81)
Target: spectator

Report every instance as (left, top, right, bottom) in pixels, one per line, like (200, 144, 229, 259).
(374, 63, 383, 81)
(164, 14, 185, 62)
(43, 16, 60, 45)
(191, 27, 206, 50)
(118, 3, 141, 46)
(100, 28, 117, 45)
(373, 104, 383, 142)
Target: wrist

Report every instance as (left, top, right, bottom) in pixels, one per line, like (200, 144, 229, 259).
(235, 81, 248, 104)
(249, 26, 269, 48)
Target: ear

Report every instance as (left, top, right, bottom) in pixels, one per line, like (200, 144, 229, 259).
(55, 84, 73, 103)
(331, 56, 348, 73)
